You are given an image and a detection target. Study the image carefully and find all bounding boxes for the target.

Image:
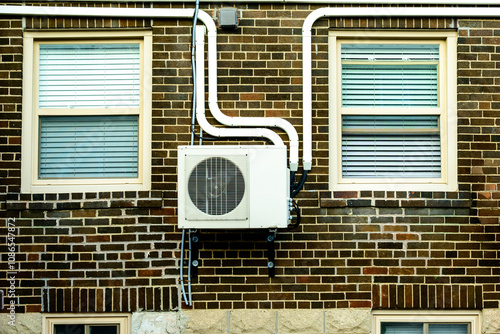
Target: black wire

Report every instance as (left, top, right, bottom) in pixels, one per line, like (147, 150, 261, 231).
(290, 171, 297, 195)
(291, 170, 308, 198)
(191, 130, 221, 141)
(288, 199, 301, 229)
(190, 128, 277, 145)
(189, 0, 200, 145)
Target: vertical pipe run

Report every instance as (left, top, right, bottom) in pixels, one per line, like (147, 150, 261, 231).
(194, 25, 286, 146)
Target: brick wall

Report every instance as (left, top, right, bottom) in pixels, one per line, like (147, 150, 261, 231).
(0, 9, 22, 197)
(0, 2, 499, 313)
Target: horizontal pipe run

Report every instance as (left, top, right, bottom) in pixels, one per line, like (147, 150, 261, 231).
(20, 0, 500, 4)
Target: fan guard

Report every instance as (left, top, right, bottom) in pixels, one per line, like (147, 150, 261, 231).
(187, 156, 245, 216)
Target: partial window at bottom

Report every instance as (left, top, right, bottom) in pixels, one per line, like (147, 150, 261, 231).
(44, 314, 129, 334)
(373, 311, 480, 334)
(55, 324, 118, 334)
(382, 322, 469, 334)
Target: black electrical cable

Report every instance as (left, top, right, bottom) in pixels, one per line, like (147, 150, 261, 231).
(191, 130, 277, 145)
(288, 199, 301, 229)
(191, 130, 221, 141)
(189, 0, 200, 146)
(181, 0, 200, 307)
(291, 170, 309, 198)
(290, 170, 297, 195)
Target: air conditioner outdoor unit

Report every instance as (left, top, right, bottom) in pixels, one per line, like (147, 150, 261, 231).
(178, 145, 290, 229)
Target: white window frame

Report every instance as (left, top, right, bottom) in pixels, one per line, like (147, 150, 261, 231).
(373, 310, 481, 334)
(22, 30, 152, 193)
(42, 313, 131, 334)
(328, 30, 457, 192)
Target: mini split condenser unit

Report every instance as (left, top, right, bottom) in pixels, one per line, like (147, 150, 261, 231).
(178, 145, 290, 229)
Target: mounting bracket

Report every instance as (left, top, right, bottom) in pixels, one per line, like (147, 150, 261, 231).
(267, 229, 277, 278)
(190, 230, 199, 281)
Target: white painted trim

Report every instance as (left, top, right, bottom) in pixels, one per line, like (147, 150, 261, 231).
(42, 313, 131, 334)
(328, 30, 458, 192)
(22, 30, 153, 193)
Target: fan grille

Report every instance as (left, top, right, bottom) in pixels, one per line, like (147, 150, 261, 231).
(188, 157, 245, 216)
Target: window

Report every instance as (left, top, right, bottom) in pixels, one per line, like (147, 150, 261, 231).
(43, 314, 130, 334)
(22, 31, 152, 193)
(373, 311, 481, 334)
(329, 31, 457, 191)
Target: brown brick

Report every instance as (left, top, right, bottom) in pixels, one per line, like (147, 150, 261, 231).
(1, 4, 500, 313)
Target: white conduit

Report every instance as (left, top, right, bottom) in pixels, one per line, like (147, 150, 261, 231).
(0, 5, 297, 169)
(302, 5, 500, 170)
(22, 0, 500, 4)
(205, 29, 298, 169)
(195, 26, 285, 146)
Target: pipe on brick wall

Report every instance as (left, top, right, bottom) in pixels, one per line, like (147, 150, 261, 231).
(203, 19, 299, 169)
(301, 5, 500, 171)
(205, 36, 298, 168)
(195, 26, 285, 145)
(0, 5, 298, 169)
(21, 0, 500, 4)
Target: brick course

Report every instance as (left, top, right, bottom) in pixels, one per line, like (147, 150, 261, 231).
(0, 1, 499, 314)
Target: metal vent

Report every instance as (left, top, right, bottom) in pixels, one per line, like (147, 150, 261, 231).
(187, 157, 245, 216)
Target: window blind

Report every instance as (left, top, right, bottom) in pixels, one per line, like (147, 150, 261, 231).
(428, 324, 468, 334)
(55, 324, 118, 334)
(341, 44, 439, 107)
(341, 44, 440, 61)
(381, 322, 423, 334)
(39, 115, 138, 178)
(38, 43, 140, 109)
(342, 115, 441, 178)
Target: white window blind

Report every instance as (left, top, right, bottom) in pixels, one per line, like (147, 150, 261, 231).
(428, 324, 468, 334)
(39, 115, 138, 178)
(382, 322, 423, 334)
(38, 43, 140, 109)
(55, 324, 118, 334)
(341, 44, 440, 61)
(341, 44, 439, 107)
(381, 322, 468, 334)
(342, 115, 441, 178)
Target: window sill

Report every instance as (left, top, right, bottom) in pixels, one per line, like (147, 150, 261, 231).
(319, 190, 472, 209)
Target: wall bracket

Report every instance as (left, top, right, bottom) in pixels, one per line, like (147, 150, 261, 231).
(190, 230, 200, 282)
(267, 229, 277, 278)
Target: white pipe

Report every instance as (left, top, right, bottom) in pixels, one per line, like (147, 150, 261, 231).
(195, 26, 285, 146)
(206, 30, 299, 170)
(0, 5, 196, 18)
(21, 0, 500, 4)
(0, 5, 294, 165)
(302, 5, 500, 170)
(293, 0, 500, 3)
